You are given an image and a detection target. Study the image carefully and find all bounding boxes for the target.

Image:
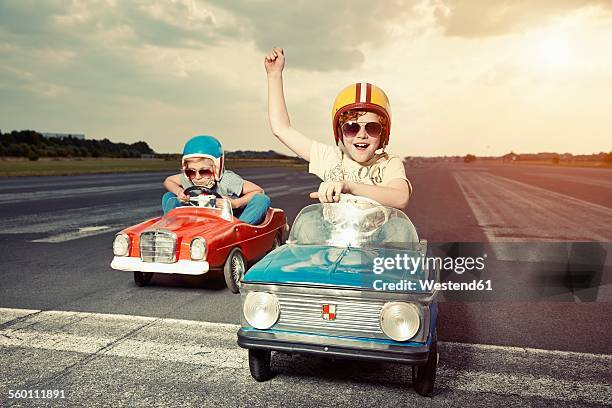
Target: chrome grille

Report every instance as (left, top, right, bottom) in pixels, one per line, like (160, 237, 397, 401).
(275, 293, 386, 339)
(140, 230, 176, 263)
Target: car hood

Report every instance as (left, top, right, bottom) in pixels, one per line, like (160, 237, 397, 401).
(144, 211, 232, 237)
(244, 244, 433, 292)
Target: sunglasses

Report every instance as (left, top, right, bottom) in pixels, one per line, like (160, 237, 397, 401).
(184, 168, 214, 179)
(341, 121, 383, 138)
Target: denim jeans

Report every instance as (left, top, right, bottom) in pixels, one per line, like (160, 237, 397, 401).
(161, 192, 270, 225)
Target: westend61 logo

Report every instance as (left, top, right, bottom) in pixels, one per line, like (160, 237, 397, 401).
(372, 254, 493, 292)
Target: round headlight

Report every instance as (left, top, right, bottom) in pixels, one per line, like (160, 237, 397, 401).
(113, 233, 130, 256)
(190, 238, 207, 261)
(243, 292, 280, 330)
(380, 302, 420, 341)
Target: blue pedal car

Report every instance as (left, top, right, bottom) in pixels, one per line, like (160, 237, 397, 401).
(237, 195, 439, 396)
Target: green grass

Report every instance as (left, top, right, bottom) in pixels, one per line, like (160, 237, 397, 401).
(0, 158, 307, 177)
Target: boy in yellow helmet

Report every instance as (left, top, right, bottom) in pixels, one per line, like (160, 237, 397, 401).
(264, 48, 411, 210)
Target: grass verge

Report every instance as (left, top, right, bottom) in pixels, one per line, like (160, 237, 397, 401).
(0, 158, 307, 177)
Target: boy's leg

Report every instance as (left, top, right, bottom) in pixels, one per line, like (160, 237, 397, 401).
(162, 192, 182, 214)
(237, 193, 271, 225)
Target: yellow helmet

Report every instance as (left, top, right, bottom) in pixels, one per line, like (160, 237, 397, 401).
(332, 82, 391, 149)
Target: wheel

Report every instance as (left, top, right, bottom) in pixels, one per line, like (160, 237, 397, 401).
(133, 271, 153, 287)
(248, 349, 272, 381)
(412, 332, 438, 396)
(224, 248, 246, 294)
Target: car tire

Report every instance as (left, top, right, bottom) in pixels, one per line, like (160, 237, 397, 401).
(412, 331, 438, 397)
(133, 272, 153, 287)
(224, 248, 246, 294)
(248, 349, 272, 382)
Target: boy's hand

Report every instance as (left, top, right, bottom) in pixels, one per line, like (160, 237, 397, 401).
(225, 197, 241, 209)
(264, 47, 285, 74)
(314, 181, 347, 203)
(177, 190, 190, 203)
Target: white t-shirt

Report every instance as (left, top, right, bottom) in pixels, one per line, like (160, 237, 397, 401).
(308, 141, 412, 193)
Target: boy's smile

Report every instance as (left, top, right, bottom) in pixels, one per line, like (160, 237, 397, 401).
(341, 111, 383, 164)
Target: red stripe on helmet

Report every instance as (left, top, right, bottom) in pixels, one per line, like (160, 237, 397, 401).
(355, 83, 361, 103)
(366, 83, 372, 102)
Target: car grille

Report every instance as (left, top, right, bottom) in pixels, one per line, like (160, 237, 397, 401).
(140, 230, 176, 263)
(274, 293, 386, 339)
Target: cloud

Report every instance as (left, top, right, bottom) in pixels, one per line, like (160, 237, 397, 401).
(432, 0, 612, 37)
(208, 0, 420, 71)
(0, 1, 423, 72)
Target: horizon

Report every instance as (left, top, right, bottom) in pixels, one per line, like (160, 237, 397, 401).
(2, 128, 610, 159)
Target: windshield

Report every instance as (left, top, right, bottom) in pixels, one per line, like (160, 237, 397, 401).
(289, 201, 418, 249)
(178, 196, 234, 221)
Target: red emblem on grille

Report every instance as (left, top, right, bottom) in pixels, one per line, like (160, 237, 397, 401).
(322, 304, 337, 321)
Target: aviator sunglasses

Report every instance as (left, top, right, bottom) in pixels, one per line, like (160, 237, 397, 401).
(183, 167, 214, 179)
(341, 121, 383, 138)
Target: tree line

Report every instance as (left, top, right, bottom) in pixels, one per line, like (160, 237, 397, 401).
(0, 130, 154, 160)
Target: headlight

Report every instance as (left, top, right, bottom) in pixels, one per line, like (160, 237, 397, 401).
(243, 292, 280, 330)
(190, 238, 207, 261)
(113, 233, 130, 256)
(380, 302, 420, 341)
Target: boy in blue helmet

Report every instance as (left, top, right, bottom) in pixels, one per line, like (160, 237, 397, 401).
(162, 135, 271, 225)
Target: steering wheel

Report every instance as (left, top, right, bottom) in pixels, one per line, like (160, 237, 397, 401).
(184, 185, 223, 199)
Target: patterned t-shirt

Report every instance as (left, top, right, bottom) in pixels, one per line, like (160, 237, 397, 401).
(180, 170, 244, 198)
(308, 141, 412, 193)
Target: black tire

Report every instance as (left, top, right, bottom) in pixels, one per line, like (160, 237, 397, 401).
(248, 349, 272, 382)
(412, 332, 438, 396)
(224, 248, 246, 294)
(134, 271, 153, 287)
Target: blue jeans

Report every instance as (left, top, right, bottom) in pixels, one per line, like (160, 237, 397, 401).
(162, 192, 271, 225)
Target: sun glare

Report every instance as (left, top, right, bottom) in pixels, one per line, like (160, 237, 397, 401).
(538, 32, 571, 68)
(521, 16, 584, 75)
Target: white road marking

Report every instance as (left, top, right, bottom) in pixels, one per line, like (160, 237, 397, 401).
(0, 201, 159, 243)
(454, 171, 612, 242)
(0, 308, 610, 405)
(525, 172, 612, 189)
(444, 369, 611, 405)
(454, 171, 612, 302)
(7, 182, 317, 242)
(268, 184, 319, 198)
(261, 184, 290, 193)
(31, 226, 116, 243)
(244, 171, 298, 180)
(0, 182, 162, 204)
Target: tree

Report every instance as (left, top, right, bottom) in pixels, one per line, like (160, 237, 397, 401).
(464, 154, 476, 163)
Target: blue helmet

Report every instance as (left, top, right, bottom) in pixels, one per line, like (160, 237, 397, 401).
(182, 135, 224, 180)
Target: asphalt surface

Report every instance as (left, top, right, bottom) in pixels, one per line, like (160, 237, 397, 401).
(1, 308, 610, 407)
(0, 163, 611, 406)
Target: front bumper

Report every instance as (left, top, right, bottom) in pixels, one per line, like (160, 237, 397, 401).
(110, 257, 210, 275)
(237, 328, 431, 365)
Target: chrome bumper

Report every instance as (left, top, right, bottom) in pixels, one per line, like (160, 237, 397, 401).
(110, 257, 210, 275)
(237, 328, 431, 365)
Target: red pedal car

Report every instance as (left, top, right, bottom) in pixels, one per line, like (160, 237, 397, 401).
(111, 187, 287, 293)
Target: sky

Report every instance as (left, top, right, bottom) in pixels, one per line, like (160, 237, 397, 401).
(1, 0, 611, 157)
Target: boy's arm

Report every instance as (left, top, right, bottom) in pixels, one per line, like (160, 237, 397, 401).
(265, 47, 312, 161)
(314, 179, 411, 211)
(230, 180, 264, 209)
(163, 174, 189, 202)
